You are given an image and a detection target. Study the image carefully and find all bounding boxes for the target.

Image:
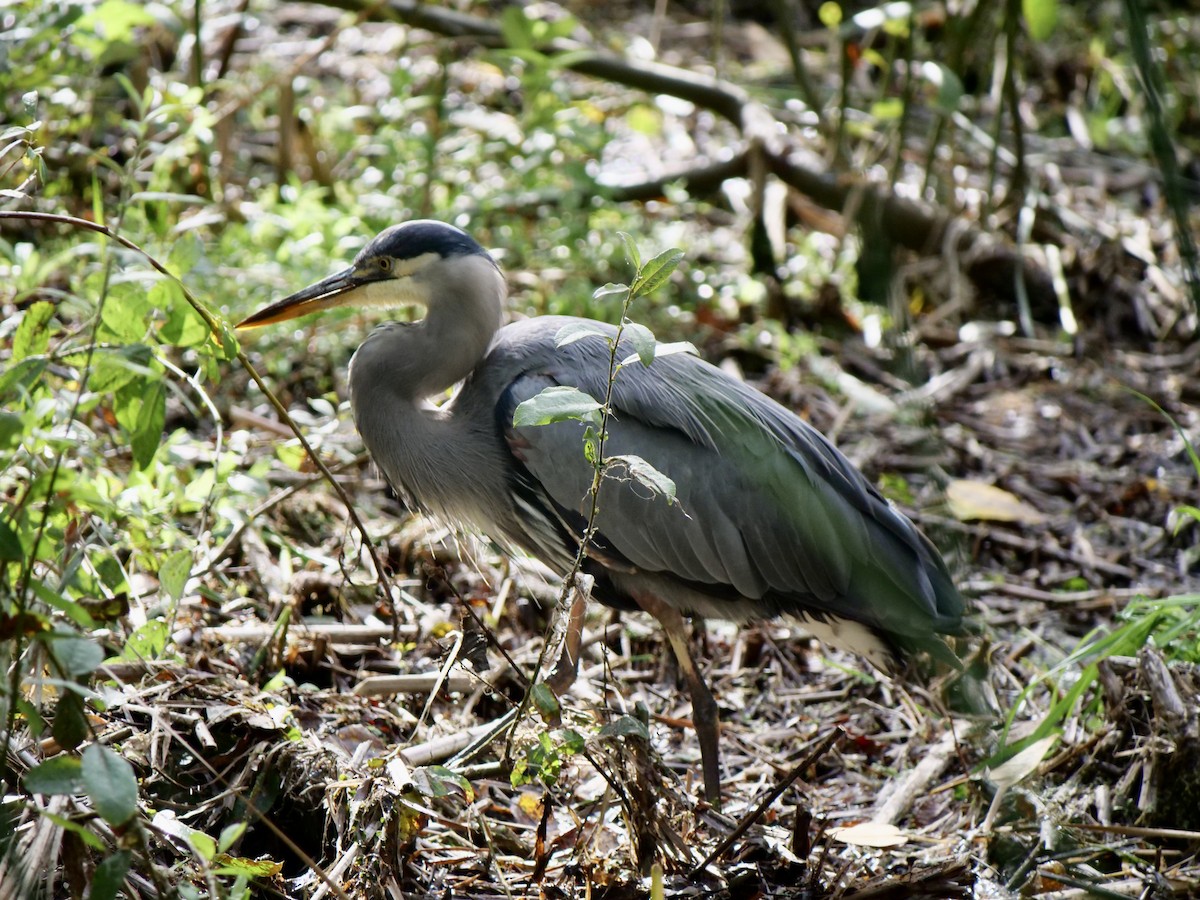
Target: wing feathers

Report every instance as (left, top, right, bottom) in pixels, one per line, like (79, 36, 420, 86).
(490, 318, 964, 648)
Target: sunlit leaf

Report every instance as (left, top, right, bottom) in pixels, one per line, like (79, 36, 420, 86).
(87, 344, 155, 394)
(1022, 0, 1058, 41)
(157, 281, 208, 347)
(212, 855, 283, 877)
(870, 98, 904, 121)
(618, 340, 697, 369)
(116, 620, 169, 662)
(632, 248, 683, 297)
(617, 232, 640, 270)
(988, 735, 1057, 788)
(626, 104, 661, 136)
(592, 282, 628, 301)
(217, 822, 247, 853)
(945, 479, 1046, 525)
(606, 454, 677, 505)
(1169, 505, 1200, 534)
(555, 321, 608, 347)
(158, 549, 192, 603)
(187, 829, 216, 862)
(513, 386, 602, 427)
(100, 283, 154, 343)
(13, 301, 54, 361)
(818, 1, 842, 28)
(622, 322, 657, 367)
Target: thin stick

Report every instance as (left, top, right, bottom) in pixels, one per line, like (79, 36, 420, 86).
(689, 728, 842, 879)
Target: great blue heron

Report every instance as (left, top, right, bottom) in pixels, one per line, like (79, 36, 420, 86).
(239, 219, 966, 803)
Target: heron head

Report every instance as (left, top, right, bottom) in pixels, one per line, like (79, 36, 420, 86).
(237, 220, 499, 329)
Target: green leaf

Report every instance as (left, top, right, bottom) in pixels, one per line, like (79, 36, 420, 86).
(632, 248, 683, 297)
(76, 0, 156, 44)
(158, 282, 209, 347)
(554, 321, 608, 348)
(115, 619, 169, 662)
(100, 283, 154, 343)
(650, 341, 697, 360)
(592, 282, 628, 301)
(626, 104, 662, 136)
(0, 411, 23, 450)
(159, 549, 192, 602)
(0, 357, 47, 395)
(87, 344, 155, 394)
(1022, 0, 1057, 40)
(50, 636, 104, 678)
(513, 386, 602, 428)
(818, 1, 842, 28)
(606, 454, 678, 505)
(0, 517, 23, 562)
(13, 301, 55, 361)
(1171, 506, 1200, 534)
(43, 812, 106, 849)
(218, 822, 248, 853)
(499, 6, 536, 49)
(216, 319, 240, 360)
(925, 62, 964, 112)
(411, 766, 475, 802)
(24, 755, 85, 795)
(558, 728, 586, 754)
(131, 380, 166, 470)
(212, 855, 283, 878)
(52, 690, 89, 752)
(188, 828, 216, 862)
(90, 851, 132, 900)
(870, 98, 904, 121)
(621, 322, 657, 367)
(531, 683, 559, 721)
(617, 232, 640, 270)
(82, 744, 138, 826)
(599, 715, 651, 741)
(168, 232, 203, 273)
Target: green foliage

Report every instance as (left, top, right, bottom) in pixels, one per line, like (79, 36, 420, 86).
(513, 238, 687, 507)
(992, 594, 1200, 766)
(510, 728, 585, 788)
(1022, 0, 1058, 42)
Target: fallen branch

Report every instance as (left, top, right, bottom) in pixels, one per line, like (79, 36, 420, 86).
(312, 0, 1055, 311)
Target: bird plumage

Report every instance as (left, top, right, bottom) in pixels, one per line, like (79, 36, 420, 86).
(239, 219, 967, 802)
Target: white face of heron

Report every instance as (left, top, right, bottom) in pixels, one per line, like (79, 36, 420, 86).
(353, 251, 441, 309)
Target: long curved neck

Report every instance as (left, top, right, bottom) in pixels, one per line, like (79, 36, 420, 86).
(350, 254, 505, 407)
(346, 254, 508, 523)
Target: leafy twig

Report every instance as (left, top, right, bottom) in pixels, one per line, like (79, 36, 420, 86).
(0, 210, 401, 639)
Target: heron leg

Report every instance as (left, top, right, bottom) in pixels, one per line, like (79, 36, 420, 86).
(633, 592, 722, 806)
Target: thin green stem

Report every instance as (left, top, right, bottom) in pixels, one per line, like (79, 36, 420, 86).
(1124, 0, 1200, 318)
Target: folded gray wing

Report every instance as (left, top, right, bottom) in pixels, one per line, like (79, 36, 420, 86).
(498, 327, 962, 644)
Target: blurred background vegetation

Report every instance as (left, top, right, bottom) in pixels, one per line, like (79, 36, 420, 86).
(2, 0, 1199, 896)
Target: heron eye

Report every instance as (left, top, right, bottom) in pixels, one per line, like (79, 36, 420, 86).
(379, 258, 392, 272)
